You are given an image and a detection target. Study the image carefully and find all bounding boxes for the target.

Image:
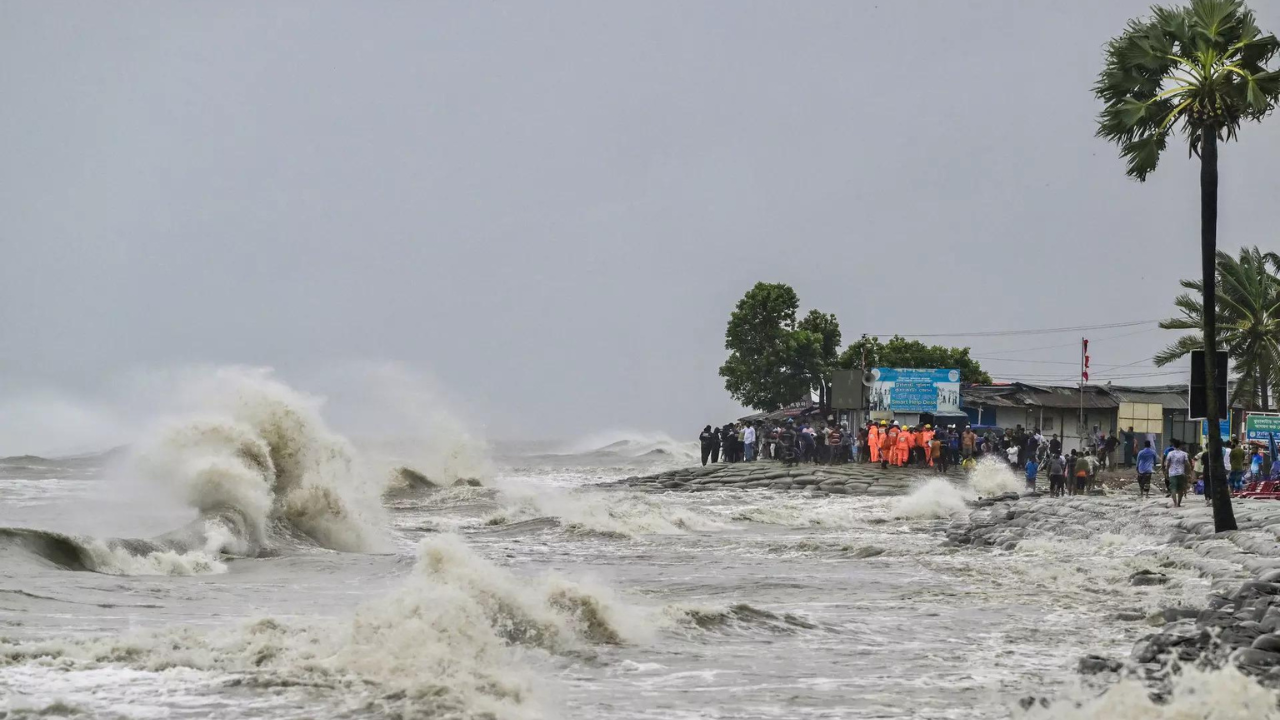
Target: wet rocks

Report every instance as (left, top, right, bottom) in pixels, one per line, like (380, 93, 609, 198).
(1112, 610, 1147, 622)
(1078, 655, 1123, 675)
(1252, 633, 1280, 652)
(1129, 570, 1171, 586)
(385, 466, 439, 495)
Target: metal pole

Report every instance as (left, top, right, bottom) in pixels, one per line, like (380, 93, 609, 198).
(1079, 337, 1085, 452)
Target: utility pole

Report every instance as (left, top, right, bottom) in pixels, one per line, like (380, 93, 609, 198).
(1079, 338, 1089, 450)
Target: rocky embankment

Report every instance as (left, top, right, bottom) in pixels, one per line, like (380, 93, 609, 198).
(948, 495, 1280, 688)
(615, 461, 962, 496)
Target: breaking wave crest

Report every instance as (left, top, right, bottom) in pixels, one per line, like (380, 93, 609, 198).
(128, 368, 389, 556)
(0, 527, 227, 576)
(0, 535, 645, 719)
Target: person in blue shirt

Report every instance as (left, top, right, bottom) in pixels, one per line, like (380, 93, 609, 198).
(1024, 458, 1039, 493)
(1135, 440, 1159, 499)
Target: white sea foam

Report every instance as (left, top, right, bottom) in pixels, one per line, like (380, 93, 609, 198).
(726, 494, 871, 529)
(79, 540, 227, 576)
(345, 363, 497, 487)
(1019, 665, 1280, 719)
(967, 455, 1025, 497)
(486, 486, 727, 536)
(890, 477, 972, 519)
(0, 535, 644, 719)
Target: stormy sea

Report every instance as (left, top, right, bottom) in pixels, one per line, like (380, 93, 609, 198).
(2, 369, 1276, 719)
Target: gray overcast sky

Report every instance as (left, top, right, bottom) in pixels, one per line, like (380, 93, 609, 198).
(3, 1, 1279, 453)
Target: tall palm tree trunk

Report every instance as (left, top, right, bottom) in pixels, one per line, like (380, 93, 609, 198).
(1202, 131, 1237, 532)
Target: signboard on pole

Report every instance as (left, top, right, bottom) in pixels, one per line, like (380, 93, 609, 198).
(829, 369, 865, 410)
(869, 368, 961, 414)
(1189, 349, 1229, 419)
(1201, 419, 1231, 442)
(1245, 413, 1280, 443)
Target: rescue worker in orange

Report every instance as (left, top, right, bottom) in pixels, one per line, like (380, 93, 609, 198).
(868, 422, 881, 464)
(886, 423, 901, 465)
(879, 427, 895, 469)
(904, 427, 918, 466)
(894, 427, 910, 468)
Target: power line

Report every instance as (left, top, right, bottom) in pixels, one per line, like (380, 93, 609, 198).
(989, 369, 1188, 384)
(861, 319, 1157, 339)
(972, 356, 1157, 368)
(975, 327, 1165, 357)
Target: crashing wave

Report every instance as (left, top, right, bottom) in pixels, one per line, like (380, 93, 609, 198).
(130, 369, 389, 555)
(1, 369, 391, 574)
(889, 457, 1025, 520)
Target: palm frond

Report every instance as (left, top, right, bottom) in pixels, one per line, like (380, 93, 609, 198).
(1154, 333, 1204, 366)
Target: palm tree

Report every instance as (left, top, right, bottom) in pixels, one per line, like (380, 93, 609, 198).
(1096, 0, 1280, 532)
(1155, 248, 1280, 411)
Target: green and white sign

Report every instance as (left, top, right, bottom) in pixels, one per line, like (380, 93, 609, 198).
(1245, 413, 1280, 443)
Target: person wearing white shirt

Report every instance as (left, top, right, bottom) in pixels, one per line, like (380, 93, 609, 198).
(743, 424, 757, 462)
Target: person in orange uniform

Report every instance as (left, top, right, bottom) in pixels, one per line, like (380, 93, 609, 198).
(880, 425, 895, 469)
(886, 423, 901, 464)
(868, 422, 881, 464)
(895, 427, 911, 467)
(904, 427, 917, 466)
(921, 425, 935, 466)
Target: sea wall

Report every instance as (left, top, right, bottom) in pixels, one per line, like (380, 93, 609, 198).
(618, 462, 963, 496)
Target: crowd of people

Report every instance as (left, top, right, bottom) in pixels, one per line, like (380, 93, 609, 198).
(699, 419, 1028, 471)
(699, 419, 854, 466)
(698, 419, 1278, 506)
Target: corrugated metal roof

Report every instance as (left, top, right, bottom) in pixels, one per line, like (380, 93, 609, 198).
(1106, 384, 1189, 409)
(962, 383, 1118, 410)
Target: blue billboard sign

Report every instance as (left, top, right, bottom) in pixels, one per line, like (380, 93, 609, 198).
(869, 368, 962, 414)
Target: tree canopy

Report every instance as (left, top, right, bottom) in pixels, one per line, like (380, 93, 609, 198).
(719, 283, 832, 412)
(838, 335, 992, 384)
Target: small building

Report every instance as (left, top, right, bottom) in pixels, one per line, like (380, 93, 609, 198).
(961, 383, 1119, 453)
(960, 382, 1244, 453)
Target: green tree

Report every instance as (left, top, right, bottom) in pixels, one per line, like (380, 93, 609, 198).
(718, 284, 843, 412)
(837, 335, 992, 384)
(797, 310, 843, 409)
(718, 283, 811, 412)
(1095, 0, 1280, 531)
(1155, 247, 1280, 410)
